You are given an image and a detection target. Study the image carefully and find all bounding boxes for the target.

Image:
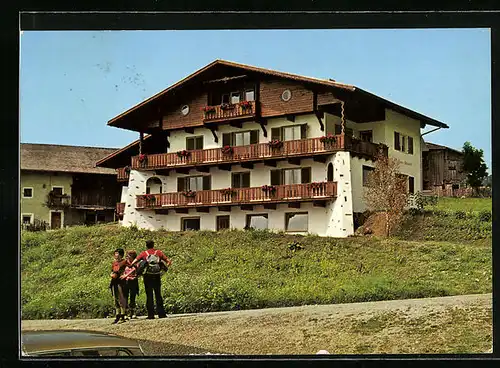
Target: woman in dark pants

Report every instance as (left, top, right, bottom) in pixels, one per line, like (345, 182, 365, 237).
(109, 248, 128, 324)
(121, 250, 140, 319)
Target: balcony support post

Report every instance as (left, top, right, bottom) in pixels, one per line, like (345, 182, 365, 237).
(257, 117, 267, 137)
(209, 127, 218, 143)
(139, 132, 144, 154)
(313, 91, 325, 132)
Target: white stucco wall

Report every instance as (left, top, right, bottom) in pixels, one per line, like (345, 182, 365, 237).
(350, 157, 375, 213)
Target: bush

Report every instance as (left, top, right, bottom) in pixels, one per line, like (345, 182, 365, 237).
(455, 210, 466, 219)
(478, 210, 492, 222)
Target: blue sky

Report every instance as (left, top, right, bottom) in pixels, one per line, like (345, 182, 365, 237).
(20, 29, 491, 171)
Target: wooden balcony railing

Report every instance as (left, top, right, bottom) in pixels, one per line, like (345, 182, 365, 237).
(116, 202, 125, 217)
(131, 135, 387, 171)
(136, 182, 337, 209)
(203, 101, 256, 122)
(70, 192, 117, 209)
(116, 167, 130, 182)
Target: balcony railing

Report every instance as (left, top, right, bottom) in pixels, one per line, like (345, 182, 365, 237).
(117, 167, 130, 182)
(203, 101, 256, 122)
(70, 192, 117, 209)
(131, 135, 386, 171)
(136, 182, 337, 209)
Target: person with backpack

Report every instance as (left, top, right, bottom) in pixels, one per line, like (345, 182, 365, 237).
(120, 250, 140, 319)
(131, 240, 172, 319)
(109, 248, 128, 324)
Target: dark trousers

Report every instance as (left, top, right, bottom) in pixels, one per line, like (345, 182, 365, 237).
(143, 274, 166, 318)
(112, 281, 127, 316)
(123, 279, 139, 313)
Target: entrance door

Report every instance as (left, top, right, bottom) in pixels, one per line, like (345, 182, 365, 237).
(51, 212, 62, 229)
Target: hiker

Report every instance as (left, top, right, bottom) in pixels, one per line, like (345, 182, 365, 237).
(131, 240, 172, 319)
(109, 248, 128, 324)
(120, 250, 140, 319)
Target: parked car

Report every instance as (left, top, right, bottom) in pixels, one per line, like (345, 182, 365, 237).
(21, 330, 145, 357)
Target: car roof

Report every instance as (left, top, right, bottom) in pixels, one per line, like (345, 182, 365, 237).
(21, 330, 141, 354)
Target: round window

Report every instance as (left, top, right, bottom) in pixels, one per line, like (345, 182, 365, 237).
(181, 105, 190, 116)
(281, 89, 292, 102)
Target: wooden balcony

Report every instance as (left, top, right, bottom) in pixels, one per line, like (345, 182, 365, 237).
(136, 182, 337, 210)
(116, 167, 130, 182)
(131, 135, 387, 171)
(70, 192, 117, 209)
(202, 101, 257, 123)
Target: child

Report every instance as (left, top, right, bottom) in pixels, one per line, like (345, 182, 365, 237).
(120, 250, 140, 319)
(109, 248, 128, 324)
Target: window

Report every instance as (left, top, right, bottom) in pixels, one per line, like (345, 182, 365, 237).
(271, 125, 307, 142)
(230, 92, 241, 104)
(177, 175, 211, 192)
(186, 136, 203, 150)
(246, 214, 268, 230)
(327, 163, 334, 182)
(245, 89, 255, 101)
(394, 132, 413, 154)
(222, 130, 259, 147)
(182, 217, 200, 231)
(409, 176, 415, 194)
(394, 132, 401, 151)
(334, 124, 353, 137)
(285, 212, 308, 232)
(217, 215, 230, 230)
(232, 172, 250, 188)
(360, 130, 373, 143)
(52, 187, 64, 195)
(271, 168, 311, 185)
(281, 89, 292, 102)
(22, 214, 33, 224)
(362, 166, 375, 187)
(408, 136, 414, 154)
(181, 105, 190, 116)
(221, 94, 230, 104)
(146, 177, 162, 194)
(22, 187, 33, 198)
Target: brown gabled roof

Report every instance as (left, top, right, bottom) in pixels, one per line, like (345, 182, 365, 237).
(108, 59, 449, 130)
(424, 142, 463, 155)
(21, 143, 119, 175)
(95, 135, 151, 168)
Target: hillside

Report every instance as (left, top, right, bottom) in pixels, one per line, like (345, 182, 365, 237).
(21, 198, 492, 320)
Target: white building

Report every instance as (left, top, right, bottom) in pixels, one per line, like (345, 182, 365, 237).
(97, 60, 448, 237)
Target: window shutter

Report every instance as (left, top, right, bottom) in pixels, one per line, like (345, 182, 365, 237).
(271, 127, 281, 141)
(300, 124, 307, 139)
(250, 130, 259, 144)
(242, 172, 250, 188)
(408, 136, 414, 154)
(409, 177, 415, 194)
(203, 175, 211, 190)
(196, 136, 204, 150)
(186, 138, 195, 150)
(301, 167, 311, 184)
(334, 124, 342, 135)
(177, 177, 185, 192)
(232, 173, 240, 188)
(394, 132, 400, 150)
(270, 170, 281, 185)
(222, 133, 232, 147)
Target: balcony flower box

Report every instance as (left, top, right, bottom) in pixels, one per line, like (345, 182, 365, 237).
(310, 182, 326, 190)
(267, 140, 283, 149)
(221, 145, 234, 155)
(177, 150, 191, 158)
(319, 134, 337, 145)
(219, 188, 235, 197)
(202, 106, 216, 113)
(239, 100, 252, 110)
(220, 103, 235, 111)
(182, 190, 197, 198)
(144, 194, 156, 204)
(261, 185, 277, 194)
(138, 154, 147, 164)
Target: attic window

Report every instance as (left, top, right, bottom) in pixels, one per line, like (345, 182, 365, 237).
(181, 105, 190, 116)
(281, 89, 292, 102)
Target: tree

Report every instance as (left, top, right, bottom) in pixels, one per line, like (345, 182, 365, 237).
(462, 141, 488, 195)
(363, 152, 409, 237)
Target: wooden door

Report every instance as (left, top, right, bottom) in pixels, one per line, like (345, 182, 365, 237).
(51, 212, 62, 229)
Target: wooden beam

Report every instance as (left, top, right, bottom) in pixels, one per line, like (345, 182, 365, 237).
(288, 158, 301, 166)
(230, 121, 242, 128)
(218, 206, 232, 212)
(259, 121, 267, 137)
(263, 203, 277, 210)
(288, 202, 301, 209)
(313, 200, 326, 207)
(196, 207, 210, 213)
(165, 138, 170, 148)
(139, 132, 144, 154)
(286, 114, 295, 122)
(264, 160, 277, 167)
(203, 75, 247, 84)
(241, 162, 254, 169)
(154, 209, 170, 215)
(175, 168, 190, 175)
(195, 166, 210, 173)
(155, 169, 170, 176)
(218, 164, 232, 171)
(209, 127, 219, 143)
(313, 91, 325, 132)
(184, 127, 194, 134)
(240, 205, 253, 211)
(175, 208, 189, 214)
(313, 156, 327, 163)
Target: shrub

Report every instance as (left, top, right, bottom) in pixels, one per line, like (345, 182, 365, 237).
(478, 210, 492, 222)
(455, 210, 466, 219)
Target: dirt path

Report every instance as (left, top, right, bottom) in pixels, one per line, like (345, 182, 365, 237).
(22, 293, 492, 355)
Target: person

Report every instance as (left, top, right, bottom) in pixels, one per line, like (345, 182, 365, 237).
(120, 250, 140, 319)
(109, 248, 128, 324)
(131, 240, 172, 319)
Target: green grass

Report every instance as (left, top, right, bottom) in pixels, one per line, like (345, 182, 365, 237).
(427, 197, 491, 213)
(21, 216, 492, 319)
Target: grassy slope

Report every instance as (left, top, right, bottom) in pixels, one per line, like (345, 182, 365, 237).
(21, 197, 492, 319)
